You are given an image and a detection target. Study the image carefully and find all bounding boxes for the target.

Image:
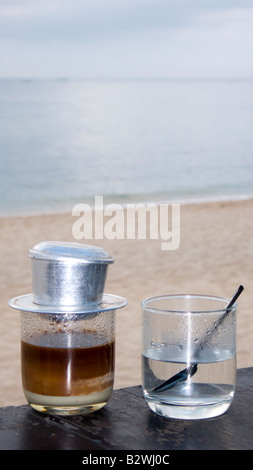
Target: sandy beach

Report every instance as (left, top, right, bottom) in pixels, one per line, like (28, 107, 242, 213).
(0, 198, 252, 407)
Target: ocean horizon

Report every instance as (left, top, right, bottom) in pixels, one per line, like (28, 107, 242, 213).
(0, 78, 252, 216)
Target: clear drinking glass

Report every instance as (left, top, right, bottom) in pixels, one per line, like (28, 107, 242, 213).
(20, 308, 116, 416)
(142, 294, 237, 420)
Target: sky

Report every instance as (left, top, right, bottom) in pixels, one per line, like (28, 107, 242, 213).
(0, 0, 253, 79)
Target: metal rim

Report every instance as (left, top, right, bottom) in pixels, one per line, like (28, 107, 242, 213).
(9, 293, 127, 314)
(141, 293, 233, 315)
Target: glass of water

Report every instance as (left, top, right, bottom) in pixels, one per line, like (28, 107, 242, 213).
(141, 294, 237, 420)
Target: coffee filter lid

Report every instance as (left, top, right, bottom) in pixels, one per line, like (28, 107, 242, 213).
(29, 241, 114, 264)
(9, 241, 128, 314)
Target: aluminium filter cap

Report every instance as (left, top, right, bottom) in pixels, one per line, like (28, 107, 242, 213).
(9, 241, 127, 313)
(28, 241, 114, 264)
(28, 241, 114, 308)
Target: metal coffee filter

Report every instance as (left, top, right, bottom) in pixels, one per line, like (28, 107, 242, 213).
(9, 241, 127, 314)
(29, 241, 113, 307)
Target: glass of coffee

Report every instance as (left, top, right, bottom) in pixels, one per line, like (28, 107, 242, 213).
(20, 307, 117, 415)
(9, 241, 127, 416)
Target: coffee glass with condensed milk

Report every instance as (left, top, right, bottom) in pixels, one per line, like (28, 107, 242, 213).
(9, 241, 127, 416)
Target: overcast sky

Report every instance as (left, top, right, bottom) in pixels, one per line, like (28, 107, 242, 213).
(0, 0, 253, 79)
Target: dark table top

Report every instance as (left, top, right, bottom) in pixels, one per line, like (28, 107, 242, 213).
(0, 367, 252, 452)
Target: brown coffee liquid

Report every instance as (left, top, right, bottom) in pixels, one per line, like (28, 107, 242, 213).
(21, 333, 114, 397)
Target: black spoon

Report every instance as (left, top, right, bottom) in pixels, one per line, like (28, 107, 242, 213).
(153, 285, 244, 393)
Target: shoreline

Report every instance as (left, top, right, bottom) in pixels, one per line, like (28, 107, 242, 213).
(1, 192, 253, 220)
(1, 197, 253, 406)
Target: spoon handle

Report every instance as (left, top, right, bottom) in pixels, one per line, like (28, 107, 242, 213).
(198, 285, 243, 351)
(153, 285, 244, 393)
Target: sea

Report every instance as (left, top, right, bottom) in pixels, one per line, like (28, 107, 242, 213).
(0, 78, 252, 216)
